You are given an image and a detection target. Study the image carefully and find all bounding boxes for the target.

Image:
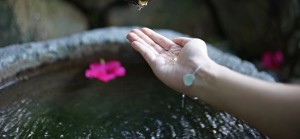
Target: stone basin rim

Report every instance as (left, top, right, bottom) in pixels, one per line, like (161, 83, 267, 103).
(0, 26, 275, 85)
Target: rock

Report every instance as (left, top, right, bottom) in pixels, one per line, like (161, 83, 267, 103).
(66, 0, 121, 27)
(0, 0, 88, 47)
(67, 0, 117, 11)
(107, 0, 218, 40)
(210, 0, 299, 58)
(0, 1, 22, 47)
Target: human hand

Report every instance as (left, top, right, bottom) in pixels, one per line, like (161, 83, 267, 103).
(126, 28, 215, 93)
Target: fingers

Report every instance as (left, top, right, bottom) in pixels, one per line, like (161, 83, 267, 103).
(131, 29, 164, 53)
(127, 32, 159, 55)
(173, 37, 193, 46)
(141, 28, 176, 51)
(131, 41, 156, 67)
(127, 32, 157, 67)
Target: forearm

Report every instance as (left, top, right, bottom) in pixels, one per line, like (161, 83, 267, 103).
(188, 61, 300, 138)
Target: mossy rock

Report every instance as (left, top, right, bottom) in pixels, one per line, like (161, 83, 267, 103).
(0, 0, 88, 47)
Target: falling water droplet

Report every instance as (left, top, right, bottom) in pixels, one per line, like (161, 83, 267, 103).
(137, 4, 146, 11)
(137, 6, 143, 11)
(181, 94, 185, 108)
(137, 0, 149, 11)
(126, 0, 149, 11)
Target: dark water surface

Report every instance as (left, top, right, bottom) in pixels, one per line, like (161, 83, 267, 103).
(0, 62, 266, 139)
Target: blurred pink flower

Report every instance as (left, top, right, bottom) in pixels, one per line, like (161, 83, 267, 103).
(85, 59, 126, 82)
(261, 50, 284, 71)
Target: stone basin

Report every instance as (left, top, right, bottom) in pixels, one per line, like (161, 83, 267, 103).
(0, 27, 273, 138)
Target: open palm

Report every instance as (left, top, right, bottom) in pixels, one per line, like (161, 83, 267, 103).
(127, 28, 210, 92)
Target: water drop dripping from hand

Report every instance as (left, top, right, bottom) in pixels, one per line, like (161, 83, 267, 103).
(181, 94, 186, 108)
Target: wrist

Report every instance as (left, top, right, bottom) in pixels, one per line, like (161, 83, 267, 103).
(184, 59, 222, 98)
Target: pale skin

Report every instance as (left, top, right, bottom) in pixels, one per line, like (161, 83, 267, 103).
(127, 28, 300, 139)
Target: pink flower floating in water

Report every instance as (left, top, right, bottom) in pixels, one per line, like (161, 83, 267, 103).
(261, 50, 284, 71)
(85, 59, 126, 82)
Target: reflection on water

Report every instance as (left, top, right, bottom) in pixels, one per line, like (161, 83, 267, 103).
(0, 64, 266, 138)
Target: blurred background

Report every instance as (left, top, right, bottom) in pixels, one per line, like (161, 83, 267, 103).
(0, 0, 299, 83)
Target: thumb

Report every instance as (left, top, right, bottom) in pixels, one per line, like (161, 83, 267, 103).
(173, 37, 193, 47)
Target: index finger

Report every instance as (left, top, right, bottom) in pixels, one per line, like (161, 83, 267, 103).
(141, 28, 176, 51)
